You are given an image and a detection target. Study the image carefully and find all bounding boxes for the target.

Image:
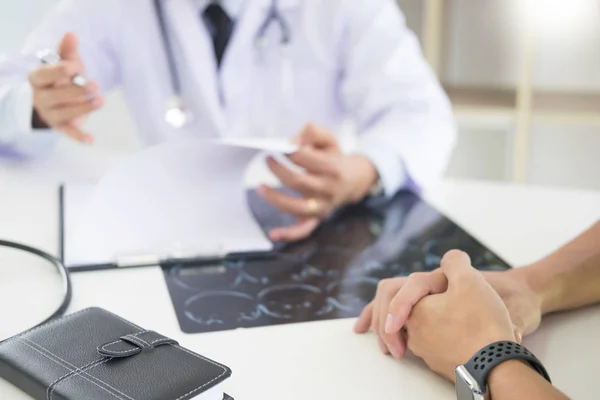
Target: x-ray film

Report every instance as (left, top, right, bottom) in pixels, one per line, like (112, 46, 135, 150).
(163, 190, 510, 334)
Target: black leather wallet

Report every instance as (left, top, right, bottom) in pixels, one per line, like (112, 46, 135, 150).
(0, 308, 232, 400)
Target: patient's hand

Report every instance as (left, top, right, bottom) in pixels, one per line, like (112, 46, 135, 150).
(258, 123, 379, 242)
(354, 260, 542, 359)
(403, 251, 516, 382)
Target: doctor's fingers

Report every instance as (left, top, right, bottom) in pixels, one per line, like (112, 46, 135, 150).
(268, 218, 319, 242)
(288, 148, 342, 178)
(266, 156, 336, 199)
(29, 62, 84, 88)
(57, 124, 93, 143)
(43, 96, 104, 127)
(257, 185, 332, 219)
(36, 82, 99, 109)
(296, 124, 339, 150)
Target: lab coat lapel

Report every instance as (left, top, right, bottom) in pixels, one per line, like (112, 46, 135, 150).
(218, 1, 264, 120)
(164, 0, 226, 134)
(220, 0, 300, 123)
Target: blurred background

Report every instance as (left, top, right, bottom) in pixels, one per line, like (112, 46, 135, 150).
(1, 0, 599, 190)
(402, 0, 600, 190)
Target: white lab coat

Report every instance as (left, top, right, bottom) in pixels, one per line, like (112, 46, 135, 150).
(0, 0, 456, 196)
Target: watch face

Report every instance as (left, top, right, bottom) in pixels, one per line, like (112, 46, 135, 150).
(455, 366, 485, 400)
(456, 379, 475, 400)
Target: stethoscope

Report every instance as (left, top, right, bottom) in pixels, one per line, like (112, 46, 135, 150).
(0, 239, 72, 342)
(153, 0, 292, 131)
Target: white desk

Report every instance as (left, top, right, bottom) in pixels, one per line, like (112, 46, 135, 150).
(1, 166, 599, 399)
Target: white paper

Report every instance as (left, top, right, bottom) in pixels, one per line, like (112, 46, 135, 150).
(189, 383, 224, 400)
(214, 136, 298, 154)
(65, 138, 297, 267)
(63, 184, 94, 246)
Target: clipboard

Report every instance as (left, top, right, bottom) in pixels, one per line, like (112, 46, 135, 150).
(58, 184, 277, 272)
(56, 138, 300, 273)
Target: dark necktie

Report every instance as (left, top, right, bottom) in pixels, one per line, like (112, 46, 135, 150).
(203, 2, 233, 68)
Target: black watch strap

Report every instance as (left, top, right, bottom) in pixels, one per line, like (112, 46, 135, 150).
(464, 341, 551, 392)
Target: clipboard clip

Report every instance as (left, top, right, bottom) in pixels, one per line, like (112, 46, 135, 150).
(115, 254, 162, 268)
(114, 244, 227, 268)
(113, 243, 275, 269)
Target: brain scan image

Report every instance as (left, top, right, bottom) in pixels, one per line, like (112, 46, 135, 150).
(184, 291, 259, 330)
(257, 284, 327, 320)
(163, 190, 511, 333)
(167, 262, 236, 292)
(326, 277, 380, 316)
(237, 253, 314, 287)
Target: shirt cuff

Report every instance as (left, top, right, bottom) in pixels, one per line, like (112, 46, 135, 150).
(13, 82, 36, 134)
(0, 82, 59, 158)
(353, 141, 408, 199)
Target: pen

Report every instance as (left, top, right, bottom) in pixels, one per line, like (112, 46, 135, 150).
(36, 49, 88, 87)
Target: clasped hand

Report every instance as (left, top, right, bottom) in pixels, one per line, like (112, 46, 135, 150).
(354, 251, 544, 381)
(258, 124, 378, 242)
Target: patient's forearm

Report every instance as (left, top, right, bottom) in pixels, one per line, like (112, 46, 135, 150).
(489, 361, 569, 400)
(519, 221, 600, 314)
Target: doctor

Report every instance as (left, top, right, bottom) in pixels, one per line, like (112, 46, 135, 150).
(0, 0, 456, 242)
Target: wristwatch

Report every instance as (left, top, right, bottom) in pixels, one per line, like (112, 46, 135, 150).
(455, 341, 551, 400)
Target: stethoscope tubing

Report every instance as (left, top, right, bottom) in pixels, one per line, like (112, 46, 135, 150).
(0, 239, 72, 342)
(154, 0, 182, 96)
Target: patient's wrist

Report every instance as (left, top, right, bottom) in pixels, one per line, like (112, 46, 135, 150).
(515, 263, 562, 315)
(488, 360, 534, 397)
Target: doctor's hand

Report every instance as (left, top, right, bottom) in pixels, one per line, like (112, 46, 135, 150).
(354, 260, 542, 360)
(29, 32, 103, 143)
(402, 251, 516, 382)
(258, 124, 379, 242)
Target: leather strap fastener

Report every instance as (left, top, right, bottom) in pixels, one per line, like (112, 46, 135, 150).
(97, 330, 178, 358)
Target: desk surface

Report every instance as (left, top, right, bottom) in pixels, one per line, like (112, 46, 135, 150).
(1, 171, 599, 400)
